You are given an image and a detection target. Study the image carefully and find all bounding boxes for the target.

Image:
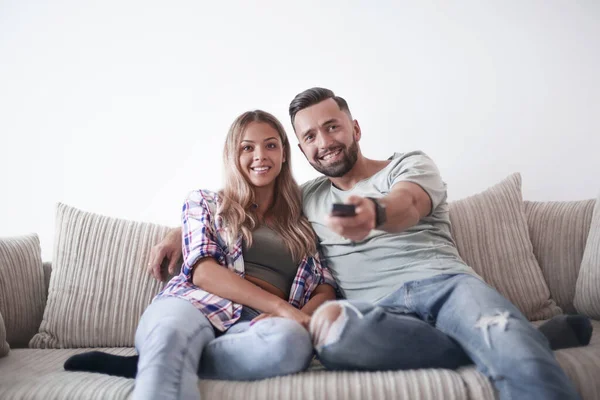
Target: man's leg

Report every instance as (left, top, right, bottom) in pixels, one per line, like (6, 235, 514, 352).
(133, 297, 215, 400)
(413, 274, 581, 400)
(309, 299, 471, 371)
(199, 315, 314, 380)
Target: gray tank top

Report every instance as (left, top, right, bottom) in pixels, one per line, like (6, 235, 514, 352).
(243, 225, 298, 297)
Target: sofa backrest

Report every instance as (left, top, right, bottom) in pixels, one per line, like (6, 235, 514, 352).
(34, 199, 597, 338)
(448, 173, 563, 320)
(524, 199, 596, 313)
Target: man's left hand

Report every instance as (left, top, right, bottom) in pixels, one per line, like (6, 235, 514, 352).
(326, 196, 376, 242)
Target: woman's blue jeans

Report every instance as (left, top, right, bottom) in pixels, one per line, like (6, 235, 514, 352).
(132, 297, 313, 400)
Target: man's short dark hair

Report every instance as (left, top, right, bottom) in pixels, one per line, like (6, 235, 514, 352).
(289, 87, 352, 128)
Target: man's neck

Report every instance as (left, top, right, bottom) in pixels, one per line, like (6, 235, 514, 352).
(328, 156, 391, 191)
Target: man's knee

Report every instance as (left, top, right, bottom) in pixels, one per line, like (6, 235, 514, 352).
(309, 301, 366, 352)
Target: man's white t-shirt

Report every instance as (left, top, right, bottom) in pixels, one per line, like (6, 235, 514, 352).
(301, 151, 479, 303)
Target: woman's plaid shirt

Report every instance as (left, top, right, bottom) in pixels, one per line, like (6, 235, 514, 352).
(157, 189, 337, 332)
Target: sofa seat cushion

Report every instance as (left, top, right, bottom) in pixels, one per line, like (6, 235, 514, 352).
(0, 349, 482, 400)
(0, 348, 136, 400)
(531, 319, 600, 400)
(553, 320, 600, 400)
(3, 320, 599, 400)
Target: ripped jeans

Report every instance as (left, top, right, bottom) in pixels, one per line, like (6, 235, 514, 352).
(315, 273, 580, 400)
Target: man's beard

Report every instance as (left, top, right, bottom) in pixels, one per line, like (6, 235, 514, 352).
(310, 139, 359, 178)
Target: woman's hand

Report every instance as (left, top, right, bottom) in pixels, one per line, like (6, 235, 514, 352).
(300, 284, 337, 315)
(251, 303, 311, 329)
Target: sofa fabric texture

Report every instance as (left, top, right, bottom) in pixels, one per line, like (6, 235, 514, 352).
(0, 347, 489, 400)
(0, 233, 46, 348)
(29, 203, 171, 349)
(2, 321, 600, 400)
(574, 192, 600, 319)
(524, 199, 596, 314)
(449, 173, 561, 320)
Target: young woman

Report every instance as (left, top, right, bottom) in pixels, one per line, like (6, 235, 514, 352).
(65, 110, 337, 400)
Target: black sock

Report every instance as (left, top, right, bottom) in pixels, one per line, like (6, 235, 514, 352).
(538, 314, 593, 351)
(64, 351, 139, 378)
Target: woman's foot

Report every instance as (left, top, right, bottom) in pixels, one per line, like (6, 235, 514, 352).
(64, 351, 139, 378)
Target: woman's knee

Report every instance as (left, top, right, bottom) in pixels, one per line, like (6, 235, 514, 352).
(135, 301, 214, 353)
(258, 318, 312, 352)
(254, 318, 313, 374)
(136, 320, 191, 353)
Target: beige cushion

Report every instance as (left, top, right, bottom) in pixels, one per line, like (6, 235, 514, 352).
(449, 173, 561, 320)
(29, 203, 171, 348)
(0, 234, 46, 348)
(524, 200, 596, 314)
(574, 194, 600, 318)
(0, 312, 9, 357)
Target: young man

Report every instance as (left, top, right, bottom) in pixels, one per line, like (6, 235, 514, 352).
(287, 87, 580, 400)
(150, 88, 586, 399)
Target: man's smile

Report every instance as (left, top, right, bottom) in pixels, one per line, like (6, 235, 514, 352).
(318, 148, 343, 163)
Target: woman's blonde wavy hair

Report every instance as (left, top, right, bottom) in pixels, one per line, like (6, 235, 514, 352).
(218, 110, 317, 262)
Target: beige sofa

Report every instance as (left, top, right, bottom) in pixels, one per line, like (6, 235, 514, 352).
(1, 173, 599, 400)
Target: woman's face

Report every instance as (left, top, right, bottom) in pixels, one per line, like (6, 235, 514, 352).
(238, 122, 285, 190)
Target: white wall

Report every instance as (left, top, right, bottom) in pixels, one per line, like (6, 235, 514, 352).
(1, 0, 599, 260)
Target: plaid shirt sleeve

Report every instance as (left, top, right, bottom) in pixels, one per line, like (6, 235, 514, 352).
(318, 253, 337, 288)
(288, 251, 337, 308)
(180, 190, 226, 281)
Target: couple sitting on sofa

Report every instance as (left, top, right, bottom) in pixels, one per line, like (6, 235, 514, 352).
(66, 87, 592, 400)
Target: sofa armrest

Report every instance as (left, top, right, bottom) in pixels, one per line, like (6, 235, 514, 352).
(0, 234, 47, 348)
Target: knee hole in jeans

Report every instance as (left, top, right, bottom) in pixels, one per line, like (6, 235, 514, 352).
(309, 301, 361, 351)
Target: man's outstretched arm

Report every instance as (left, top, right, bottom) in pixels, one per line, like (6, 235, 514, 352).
(326, 181, 431, 243)
(373, 181, 432, 232)
(147, 227, 182, 281)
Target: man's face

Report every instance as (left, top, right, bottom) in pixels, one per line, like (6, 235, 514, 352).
(293, 99, 360, 178)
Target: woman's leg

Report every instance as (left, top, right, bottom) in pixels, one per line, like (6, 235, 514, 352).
(133, 297, 215, 400)
(199, 314, 313, 381)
